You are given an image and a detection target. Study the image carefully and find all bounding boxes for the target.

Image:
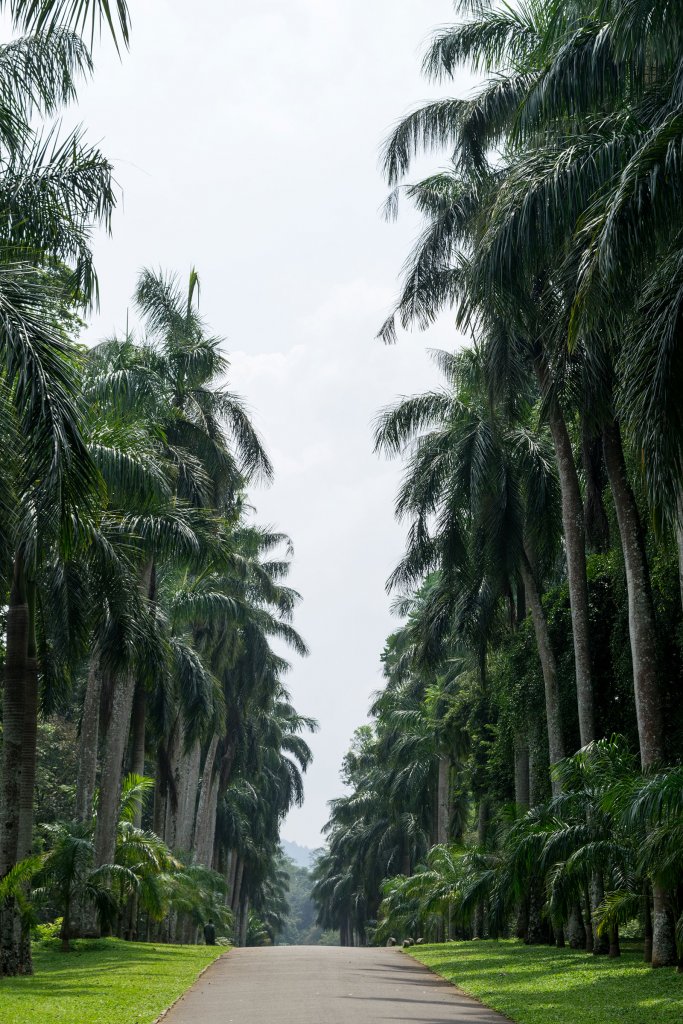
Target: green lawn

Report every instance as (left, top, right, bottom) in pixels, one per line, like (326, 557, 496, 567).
(0, 938, 225, 1024)
(409, 940, 683, 1024)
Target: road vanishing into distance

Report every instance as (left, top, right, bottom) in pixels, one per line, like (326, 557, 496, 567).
(162, 946, 507, 1024)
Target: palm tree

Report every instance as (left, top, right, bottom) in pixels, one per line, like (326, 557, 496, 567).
(375, 347, 565, 790)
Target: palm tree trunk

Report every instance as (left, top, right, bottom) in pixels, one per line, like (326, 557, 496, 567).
(608, 923, 621, 958)
(192, 735, 219, 866)
(601, 420, 676, 969)
(162, 722, 181, 849)
(535, 355, 595, 747)
(520, 552, 565, 792)
(239, 895, 249, 948)
(175, 739, 201, 855)
(17, 584, 38, 863)
(227, 849, 239, 905)
(436, 755, 450, 845)
(566, 904, 585, 949)
(130, 679, 146, 781)
(76, 657, 102, 821)
(602, 420, 663, 765)
(231, 856, 243, 913)
(0, 555, 28, 976)
(93, 671, 136, 870)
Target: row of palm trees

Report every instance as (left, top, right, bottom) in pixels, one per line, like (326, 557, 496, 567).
(0, 0, 313, 976)
(314, 0, 683, 969)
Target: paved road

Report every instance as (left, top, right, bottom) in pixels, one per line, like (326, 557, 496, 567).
(162, 946, 507, 1023)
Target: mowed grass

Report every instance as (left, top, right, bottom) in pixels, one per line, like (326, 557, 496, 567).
(0, 938, 225, 1024)
(410, 940, 683, 1024)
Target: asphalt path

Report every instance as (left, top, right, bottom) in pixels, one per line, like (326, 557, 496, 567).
(162, 945, 508, 1023)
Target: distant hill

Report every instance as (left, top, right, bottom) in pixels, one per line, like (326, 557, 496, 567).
(281, 838, 316, 868)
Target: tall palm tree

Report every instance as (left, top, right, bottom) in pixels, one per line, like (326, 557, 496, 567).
(375, 346, 565, 790)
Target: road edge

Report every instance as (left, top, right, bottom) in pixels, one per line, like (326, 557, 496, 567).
(152, 949, 231, 1024)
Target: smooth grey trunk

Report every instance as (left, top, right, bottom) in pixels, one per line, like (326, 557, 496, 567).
(17, 599, 38, 862)
(239, 895, 249, 948)
(76, 658, 102, 821)
(162, 723, 181, 850)
(535, 356, 595, 747)
(153, 770, 165, 839)
(513, 737, 530, 807)
(175, 739, 201, 855)
(436, 755, 450, 845)
(602, 420, 663, 766)
(566, 904, 585, 949)
(227, 848, 239, 905)
(129, 679, 146, 799)
(520, 552, 564, 792)
(93, 671, 136, 869)
(193, 735, 219, 866)
(602, 421, 675, 968)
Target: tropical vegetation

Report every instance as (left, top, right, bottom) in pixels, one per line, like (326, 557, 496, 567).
(0, 0, 315, 979)
(312, 0, 683, 984)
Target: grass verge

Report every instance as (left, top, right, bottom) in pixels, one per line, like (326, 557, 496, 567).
(409, 939, 683, 1024)
(0, 938, 225, 1024)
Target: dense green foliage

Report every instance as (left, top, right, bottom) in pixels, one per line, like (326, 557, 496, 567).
(0, 0, 314, 978)
(411, 942, 683, 1024)
(313, 0, 683, 983)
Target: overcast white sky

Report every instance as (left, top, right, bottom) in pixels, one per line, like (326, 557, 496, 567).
(76, 1, 471, 848)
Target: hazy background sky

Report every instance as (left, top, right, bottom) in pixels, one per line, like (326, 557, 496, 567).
(76, 1, 470, 849)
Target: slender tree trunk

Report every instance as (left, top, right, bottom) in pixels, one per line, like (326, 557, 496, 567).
(153, 768, 166, 839)
(76, 658, 102, 821)
(231, 857, 244, 913)
(602, 420, 663, 766)
(608, 923, 621, 958)
(93, 672, 136, 869)
(436, 755, 450, 845)
(0, 556, 28, 976)
(239, 895, 249, 948)
(193, 736, 219, 866)
(130, 680, 147, 783)
(175, 739, 201, 854)
(535, 355, 595, 746)
(161, 721, 181, 849)
(520, 553, 565, 792)
(602, 420, 676, 968)
(566, 904, 585, 949)
(17, 584, 38, 862)
(228, 848, 239, 905)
